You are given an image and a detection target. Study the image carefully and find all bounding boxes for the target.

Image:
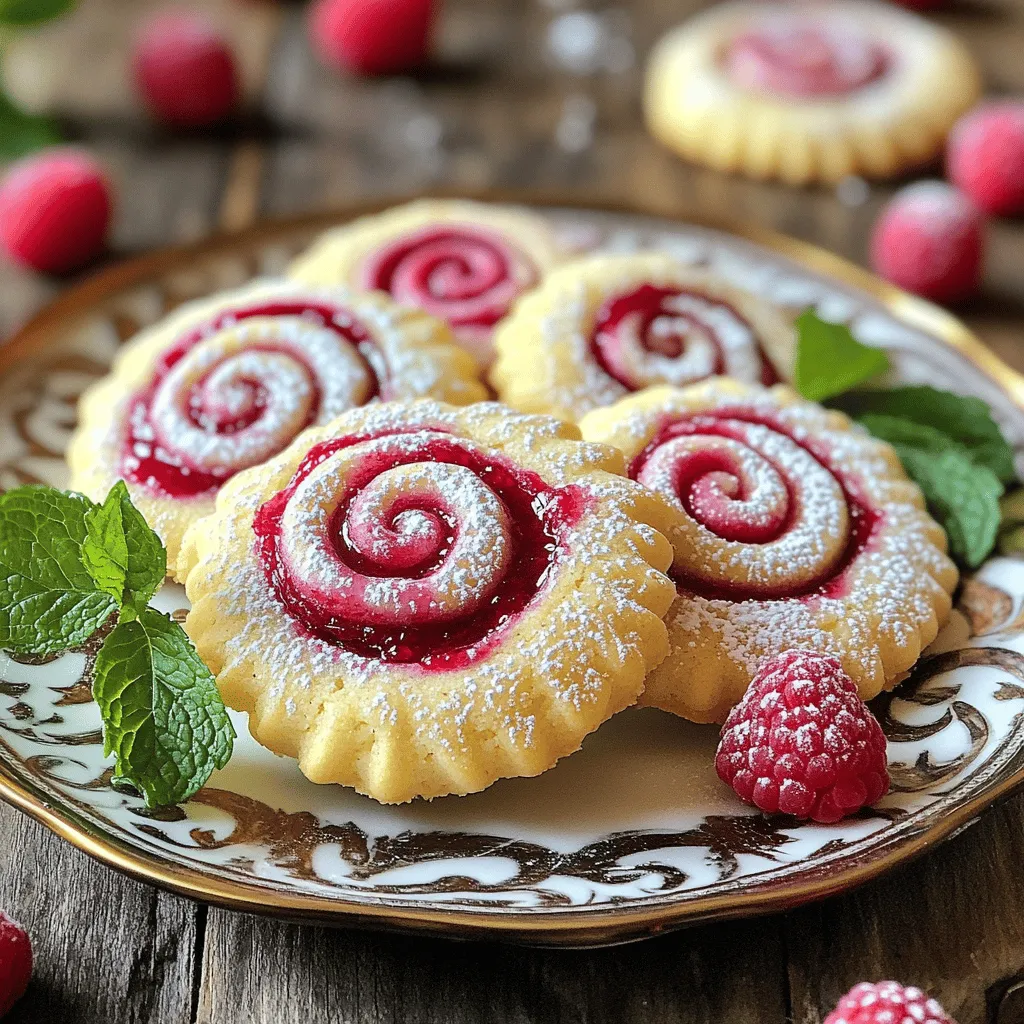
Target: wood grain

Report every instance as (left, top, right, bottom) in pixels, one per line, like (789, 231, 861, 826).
(4, 0, 1024, 1020)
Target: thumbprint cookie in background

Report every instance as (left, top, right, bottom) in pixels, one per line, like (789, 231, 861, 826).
(179, 400, 677, 803)
(643, 0, 981, 184)
(490, 252, 795, 424)
(580, 379, 959, 723)
(288, 199, 566, 369)
(68, 280, 486, 576)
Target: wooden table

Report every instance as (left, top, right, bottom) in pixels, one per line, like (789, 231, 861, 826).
(3, 1, 1024, 1020)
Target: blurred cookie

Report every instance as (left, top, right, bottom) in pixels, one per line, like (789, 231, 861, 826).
(644, 0, 981, 184)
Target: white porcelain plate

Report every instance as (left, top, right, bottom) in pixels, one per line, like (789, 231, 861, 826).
(3, 199, 1024, 946)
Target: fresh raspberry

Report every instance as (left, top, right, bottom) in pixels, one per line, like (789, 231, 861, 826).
(948, 101, 1024, 216)
(131, 12, 239, 126)
(869, 181, 984, 303)
(715, 650, 890, 823)
(0, 911, 32, 1017)
(310, 0, 435, 76)
(0, 148, 111, 274)
(824, 982, 956, 1024)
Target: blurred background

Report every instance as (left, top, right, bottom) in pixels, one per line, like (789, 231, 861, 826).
(0, 0, 1022, 356)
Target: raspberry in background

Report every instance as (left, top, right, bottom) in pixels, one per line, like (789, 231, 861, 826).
(310, 0, 435, 76)
(824, 981, 956, 1024)
(131, 11, 239, 127)
(715, 650, 890, 823)
(870, 181, 984, 303)
(0, 911, 31, 1017)
(0, 149, 111, 274)
(948, 101, 1024, 216)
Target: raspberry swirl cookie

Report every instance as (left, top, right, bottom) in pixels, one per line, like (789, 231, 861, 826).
(491, 252, 794, 424)
(580, 381, 958, 723)
(180, 400, 676, 803)
(289, 199, 565, 368)
(644, 0, 981, 184)
(68, 280, 485, 576)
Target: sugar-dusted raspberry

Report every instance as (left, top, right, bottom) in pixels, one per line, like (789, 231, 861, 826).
(948, 101, 1024, 216)
(824, 981, 956, 1024)
(309, 0, 434, 76)
(870, 181, 984, 303)
(0, 911, 32, 1017)
(0, 148, 111, 274)
(715, 650, 890, 823)
(131, 11, 239, 126)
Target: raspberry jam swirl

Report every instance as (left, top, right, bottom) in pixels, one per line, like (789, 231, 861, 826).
(724, 20, 889, 98)
(591, 284, 768, 392)
(121, 301, 381, 500)
(630, 410, 881, 600)
(254, 429, 587, 670)
(360, 224, 536, 345)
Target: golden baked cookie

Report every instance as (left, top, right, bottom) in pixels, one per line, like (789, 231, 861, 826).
(289, 199, 565, 368)
(180, 399, 677, 803)
(68, 280, 485, 578)
(490, 252, 795, 424)
(580, 380, 959, 723)
(644, 0, 982, 184)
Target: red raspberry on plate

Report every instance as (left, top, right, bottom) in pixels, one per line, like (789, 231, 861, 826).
(310, 0, 435, 76)
(948, 101, 1024, 216)
(0, 148, 111, 274)
(824, 981, 956, 1024)
(870, 181, 984, 303)
(0, 911, 32, 1017)
(131, 12, 239, 126)
(715, 650, 890, 824)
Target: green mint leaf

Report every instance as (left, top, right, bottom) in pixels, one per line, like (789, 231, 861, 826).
(861, 414, 1002, 567)
(83, 481, 166, 620)
(0, 485, 116, 654)
(0, 92, 61, 159)
(0, 0, 75, 25)
(93, 608, 234, 808)
(793, 310, 890, 403)
(836, 385, 1016, 484)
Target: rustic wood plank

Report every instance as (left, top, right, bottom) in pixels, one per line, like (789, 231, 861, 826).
(0, 804, 198, 1023)
(194, 910, 787, 1024)
(786, 791, 1024, 1024)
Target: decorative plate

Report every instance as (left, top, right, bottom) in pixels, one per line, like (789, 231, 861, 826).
(3, 197, 1024, 947)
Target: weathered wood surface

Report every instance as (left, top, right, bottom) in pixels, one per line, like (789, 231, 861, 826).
(3, 0, 1024, 1020)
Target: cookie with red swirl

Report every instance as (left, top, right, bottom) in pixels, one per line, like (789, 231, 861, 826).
(68, 280, 486, 577)
(580, 380, 959, 723)
(179, 399, 677, 803)
(644, 0, 981, 184)
(289, 199, 565, 369)
(490, 252, 794, 424)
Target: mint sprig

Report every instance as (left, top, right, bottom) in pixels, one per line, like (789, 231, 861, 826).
(794, 311, 1018, 568)
(0, 486, 118, 654)
(94, 609, 233, 808)
(0, 483, 233, 806)
(0, 0, 76, 24)
(83, 480, 166, 619)
(793, 310, 890, 402)
(858, 414, 1003, 568)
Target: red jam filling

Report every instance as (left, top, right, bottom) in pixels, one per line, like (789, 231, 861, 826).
(630, 409, 883, 602)
(120, 301, 379, 500)
(360, 225, 531, 332)
(724, 23, 889, 99)
(590, 284, 775, 390)
(253, 430, 589, 671)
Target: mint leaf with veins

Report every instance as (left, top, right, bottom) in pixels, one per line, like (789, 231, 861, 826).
(0, 486, 117, 654)
(836, 385, 1016, 484)
(93, 609, 234, 807)
(84, 481, 166, 620)
(793, 310, 890, 403)
(860, 413, 1003, 568)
